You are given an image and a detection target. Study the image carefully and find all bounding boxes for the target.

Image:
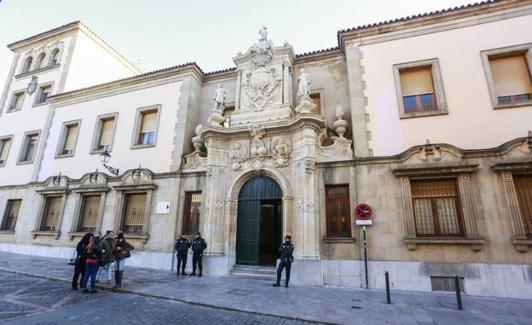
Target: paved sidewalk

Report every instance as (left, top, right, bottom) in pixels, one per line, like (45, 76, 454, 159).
(0, 251, 531, 324)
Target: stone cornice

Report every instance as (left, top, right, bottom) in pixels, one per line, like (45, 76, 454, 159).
(491, 161, 532, 173)
(337, 0, 531, 49)
(392, 164, 480, 177)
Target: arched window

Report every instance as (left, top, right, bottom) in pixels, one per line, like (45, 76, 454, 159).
(36, 53, 46, 69)
(50, 49, 60, 65)
(22, 57, 33, 73)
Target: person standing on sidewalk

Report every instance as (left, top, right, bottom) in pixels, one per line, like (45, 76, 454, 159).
(190, 232, 207, 277)
(174, 234, 191, 276)
(97, 230, 116, 284)
(112, 232, 134, 291)
(273, 235, 294, 288)
(81, 236, 102, 294)
(72, 232, 93, 290)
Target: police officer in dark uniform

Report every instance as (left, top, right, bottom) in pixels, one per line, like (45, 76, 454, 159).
(273, 235, 294, 288)
(174, 234, 191, 276)
(190, 232, 207, 277)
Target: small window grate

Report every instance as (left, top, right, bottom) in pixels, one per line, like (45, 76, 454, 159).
(430, 276, 465, 293)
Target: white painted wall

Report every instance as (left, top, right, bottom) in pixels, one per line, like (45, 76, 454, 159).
(64, 31, 138, 92)
(359, 15, 532, 156)
(38, 81, 183, 180)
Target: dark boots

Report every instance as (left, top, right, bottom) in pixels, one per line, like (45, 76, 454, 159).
(112, 271, 123, 290)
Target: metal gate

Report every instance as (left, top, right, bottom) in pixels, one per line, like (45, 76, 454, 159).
(236, 175, 282, 265)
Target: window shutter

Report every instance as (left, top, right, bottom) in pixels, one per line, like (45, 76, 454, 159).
(400, 67, 434, 96)
(0, 139, 11, 161)
(122, 193, 147, 234)
(99, 119, 114, 147)
(42, 197, 61, 231)
(79, 195, 100, 232)
(490, 55, 532, 97)
(64, 125, 78, 151)
(141, 111, 157, 133)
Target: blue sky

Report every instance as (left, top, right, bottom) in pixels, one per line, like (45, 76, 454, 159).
(1, 0, 479, 83)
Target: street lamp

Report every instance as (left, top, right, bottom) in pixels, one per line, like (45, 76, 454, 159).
(99, 149, 119, 176)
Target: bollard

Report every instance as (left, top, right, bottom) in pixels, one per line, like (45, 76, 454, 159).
(454, 275, 463, 310)
(385, 271, 391, 304)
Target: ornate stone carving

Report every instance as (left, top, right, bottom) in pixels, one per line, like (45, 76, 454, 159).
(271, 137, 292, 168)
(27, 76, 38, 95)
(207, 85, 227, 126)
(250, 125, 268, 157)
(250, 26, 273, 66)
(332, 105, 349, 139)
(191, 124, 206, 152)
(305, 159, 315, 174)
(294, 69, 316, 114)
(418, 140, 443, 161)
(183, 151, 207, 170)
(242, 67, 281, 110)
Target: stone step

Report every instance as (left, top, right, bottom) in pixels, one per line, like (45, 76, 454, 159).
(230, 264, 277, 281)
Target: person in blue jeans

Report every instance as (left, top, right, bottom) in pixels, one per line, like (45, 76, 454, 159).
(81, 235, 102, 294)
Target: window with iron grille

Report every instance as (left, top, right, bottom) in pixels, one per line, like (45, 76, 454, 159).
(40, 196, 62, 231)
(514, 174, 532, 237)
(1, 199, 22, 231)
(122, 193, 147, 234)
(77, 195, 100, 233)
(325, 185, 351, 237)
(183, 192, 201, 235)
(430, 276, 465, 293)
(410, 179, 464, 237)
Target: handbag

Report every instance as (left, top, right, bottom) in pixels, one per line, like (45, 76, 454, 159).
(68, 251, 78, 265)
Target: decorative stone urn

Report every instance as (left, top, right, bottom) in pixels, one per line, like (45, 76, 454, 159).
(332, 105, 349, 139)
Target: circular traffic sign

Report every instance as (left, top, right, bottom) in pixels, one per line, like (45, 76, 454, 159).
(355, 203, 373, 220)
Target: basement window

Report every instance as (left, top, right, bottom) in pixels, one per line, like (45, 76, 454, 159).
(430, 276, 465, 293)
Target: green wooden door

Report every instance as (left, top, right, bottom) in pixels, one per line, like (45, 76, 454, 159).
(236, 175, 282, 265)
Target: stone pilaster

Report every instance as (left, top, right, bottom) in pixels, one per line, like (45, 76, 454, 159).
(399, 177, 416, 249)
(457, 174, 480, 237)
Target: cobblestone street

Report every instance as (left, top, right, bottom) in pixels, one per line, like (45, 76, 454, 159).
(0, 272, 314, 325)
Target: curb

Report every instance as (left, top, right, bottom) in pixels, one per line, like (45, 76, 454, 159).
(0, 267, 337, 325)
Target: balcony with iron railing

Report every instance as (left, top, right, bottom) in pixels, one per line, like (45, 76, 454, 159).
(403, 93, 437, 113)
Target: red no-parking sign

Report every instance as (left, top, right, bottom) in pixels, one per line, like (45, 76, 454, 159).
(355, 203, 373, 226)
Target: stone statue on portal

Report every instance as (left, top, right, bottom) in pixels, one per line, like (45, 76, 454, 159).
(295, 68, 317, 114)
(259, 26, 268, 42)
(212, 83, 227, 112)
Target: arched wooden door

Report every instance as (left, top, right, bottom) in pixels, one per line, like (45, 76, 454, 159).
(236, 175, 282, 265)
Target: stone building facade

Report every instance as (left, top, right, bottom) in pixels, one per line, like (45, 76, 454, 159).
(0, 0, 531, 299)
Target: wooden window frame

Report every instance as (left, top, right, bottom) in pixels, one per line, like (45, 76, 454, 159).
(325, 184, 352, 238)
(393, 58, 448, 119)
(90, 112, 118, 154)
(131, 105, 161, 149)
(0, 199, 22, 233)
(410, 178, 465, 237)
(481, 43, 532, 109)
(32, 191, 68, 239)
(17, 130, 41, 165)
(55, 120, 81, 158)
(0, 135, 14, 167)
(182, 191, 202, 236)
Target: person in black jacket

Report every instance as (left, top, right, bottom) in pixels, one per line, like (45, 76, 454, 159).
(71, 232, 93, 290)
(81, 235, 102, 293)
(190, 232, 207, 277)
(112, 232, 134, 290)
(273, 235, 294, 288)
(174, 234, 191, 276)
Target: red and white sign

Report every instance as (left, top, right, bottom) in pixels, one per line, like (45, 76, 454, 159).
(355, 203, 373, 226)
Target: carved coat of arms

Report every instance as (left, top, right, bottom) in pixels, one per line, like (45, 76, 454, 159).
(242, 67, 281, 110)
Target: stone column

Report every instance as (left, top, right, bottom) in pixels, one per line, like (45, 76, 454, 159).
(235, 70, 242, 110)
(500, 172, 527, 237)
(283, 63, 291, 105)
(345, 42, 370, 157)
(399, 177, 416, 249)
(457, 174, 480, 237)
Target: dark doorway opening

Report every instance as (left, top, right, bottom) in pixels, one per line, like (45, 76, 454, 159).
(236, 175, 283, 265)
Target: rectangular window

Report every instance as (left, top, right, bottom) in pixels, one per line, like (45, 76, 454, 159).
(1, 199, 22, 231)
(35, 85, 52, 105)
(514, 175, 532, 237)
(183, 191, 201, 235)
(57, 122, 79, 156)
(98, 118, 115, 151)
(411, 179, 464, 237)
(138, 110, 157, 145)
(0, 137, 12, 166)
(325, 185, 351, 237)
(40, 196, 62, 231)
(122, 193, 147, 234)
(9, 91, 25, 111)
(489, 53, 532, 105)
(77, 195, 100, 233)
(399, 67, 436, 113)
(430, 276, 465, 293)
(18, 132, 40, 164)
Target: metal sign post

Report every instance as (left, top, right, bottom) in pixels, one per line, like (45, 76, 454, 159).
(355, 203, 373, 289)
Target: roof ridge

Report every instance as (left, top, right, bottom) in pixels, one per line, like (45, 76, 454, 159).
(7, 21, 81, 49)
